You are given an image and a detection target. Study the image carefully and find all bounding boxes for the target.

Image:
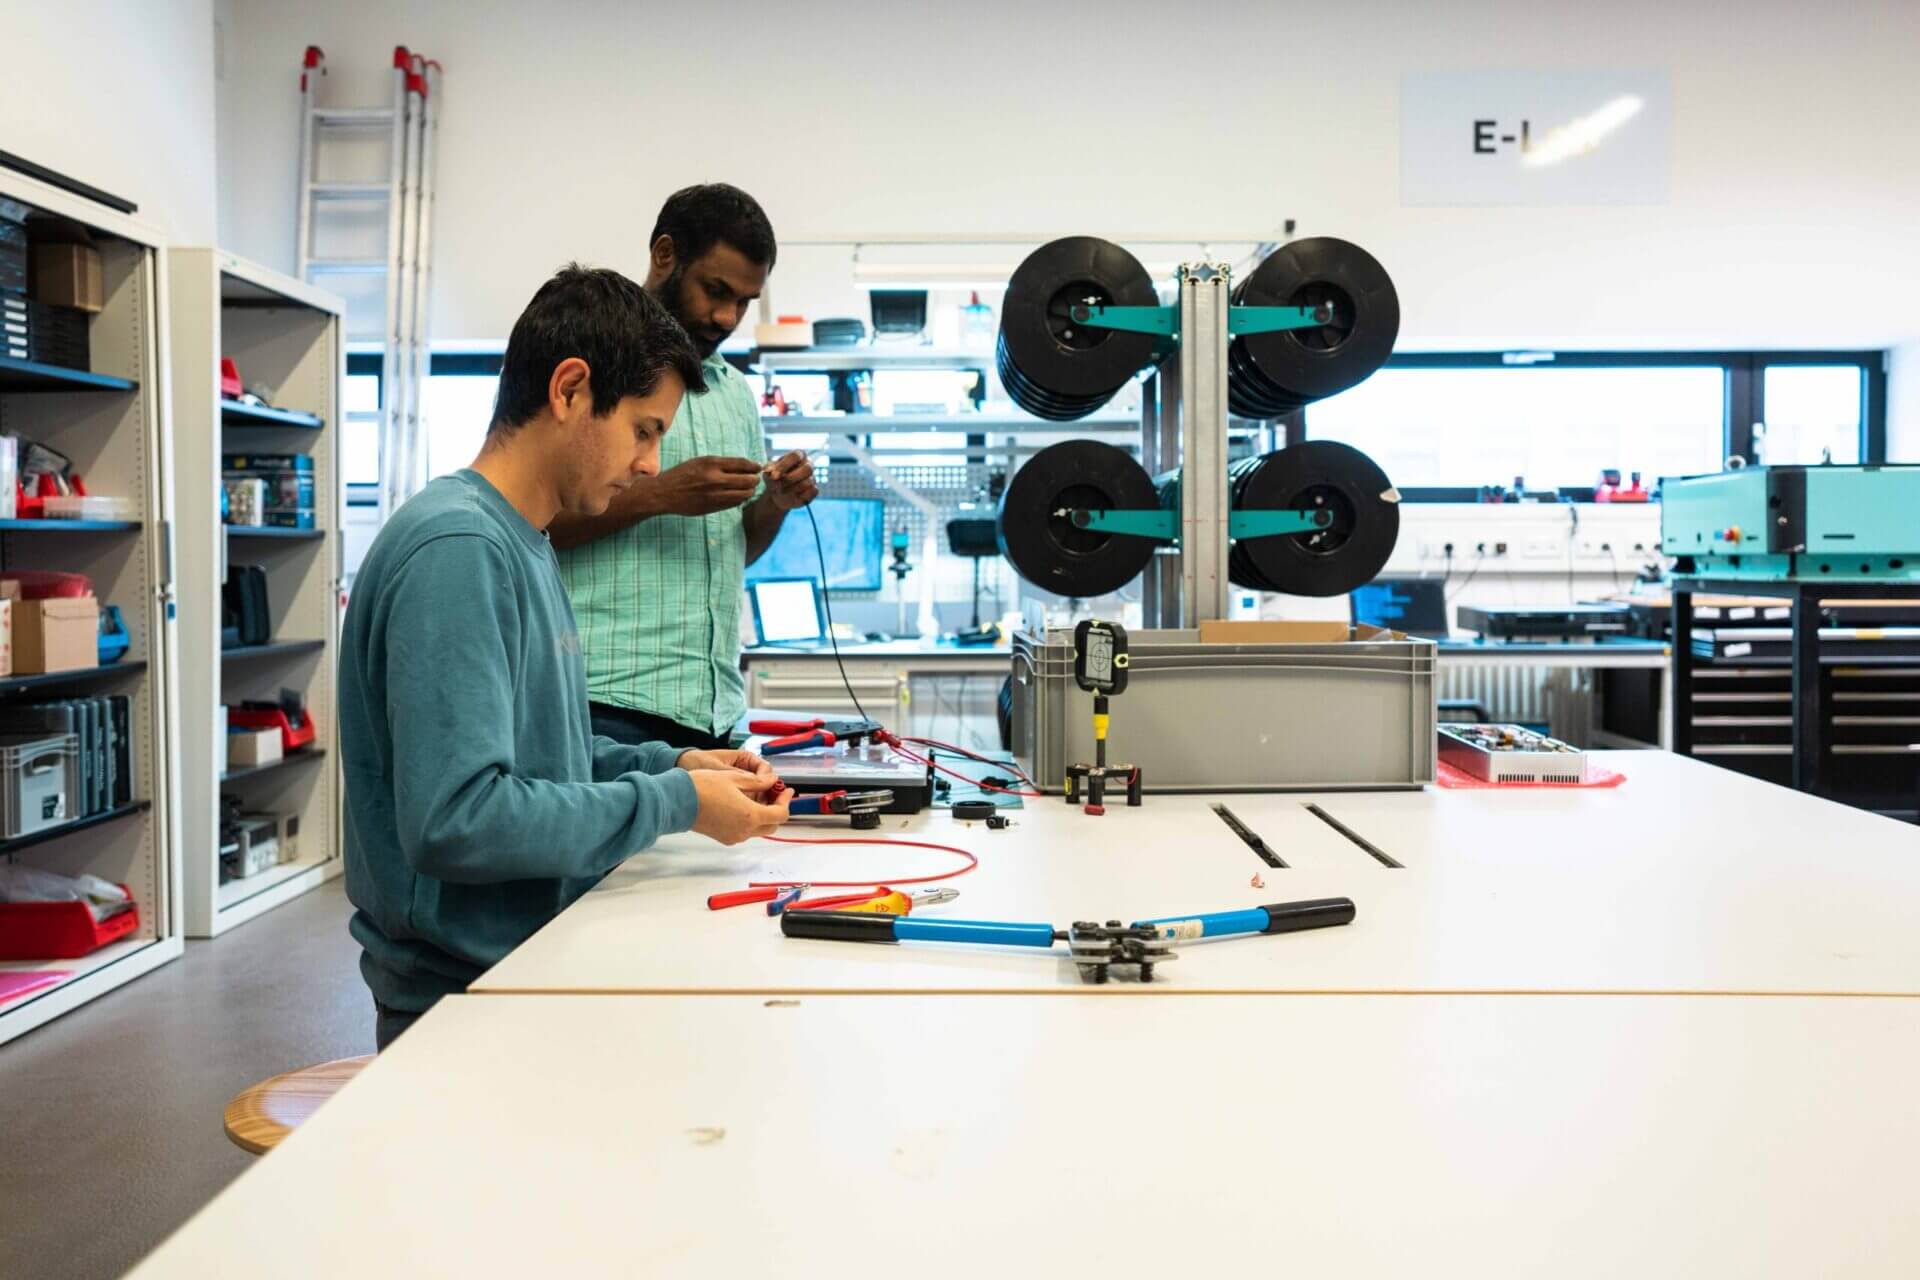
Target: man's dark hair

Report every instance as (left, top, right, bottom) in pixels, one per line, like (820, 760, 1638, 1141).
(650, 183, 777, 270)
(490, 264, 705, 435)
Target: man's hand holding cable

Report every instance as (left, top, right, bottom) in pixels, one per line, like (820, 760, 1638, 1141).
(676, 747, 775, 783)
(762, 450, 818, 510)
(688, 768, 789, 845)
(646, 455, 765, 517)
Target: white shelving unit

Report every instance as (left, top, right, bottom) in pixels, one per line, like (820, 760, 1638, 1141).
(168, 250, 343, 937)
(0, 171, 184, 1047)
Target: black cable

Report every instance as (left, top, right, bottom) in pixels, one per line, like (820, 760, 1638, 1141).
(1446, 552, 1486, 603)
(806, 503, 873, 726)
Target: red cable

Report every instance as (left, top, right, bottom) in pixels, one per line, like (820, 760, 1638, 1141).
(884, 736, 1044, 798)
(749, 834, 978, 889)
(902, 736, 1041, 787)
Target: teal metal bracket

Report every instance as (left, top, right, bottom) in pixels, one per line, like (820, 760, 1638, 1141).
(1067, 303, 1333, 340)
(1067, 507, 1178, 541)
(1226, 304, 1335, 336)
(1065, 507, 1331, 541)
(1229, 508, 1333, 538)
(1067, 303, 1178, 338)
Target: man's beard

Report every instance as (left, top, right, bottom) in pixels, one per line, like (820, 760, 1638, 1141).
(656, 264, 722, 358)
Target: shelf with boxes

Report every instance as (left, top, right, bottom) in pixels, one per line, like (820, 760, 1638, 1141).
(0, 171, 185, 1044)
(170, 248, 343, 937)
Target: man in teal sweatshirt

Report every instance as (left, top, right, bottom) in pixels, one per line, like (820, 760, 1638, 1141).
(340, 264, 790, 1049)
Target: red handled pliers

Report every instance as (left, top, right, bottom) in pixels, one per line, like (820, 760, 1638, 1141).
(749, 717, 883, 756)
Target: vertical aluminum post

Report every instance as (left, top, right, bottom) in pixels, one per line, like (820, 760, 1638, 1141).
(1177, 263, 1231, 626)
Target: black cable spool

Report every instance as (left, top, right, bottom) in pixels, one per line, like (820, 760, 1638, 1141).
(1226, 441, 1400, 597)
(1227, 238, 1399, 420)
(997, 439, 1158, 597)
(997, 237, 1159, 422)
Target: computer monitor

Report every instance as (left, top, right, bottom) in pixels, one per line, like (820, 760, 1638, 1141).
(749, 579, 826, 645)
(1350, 577, 1450, 638)
(744, 497, 885, 591)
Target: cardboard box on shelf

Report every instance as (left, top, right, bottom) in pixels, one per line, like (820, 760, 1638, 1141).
(31, 244, 104, 313)
(13, 597, 99, 674)
(227, 728, 283, 769)
(0, 598, 12, 678)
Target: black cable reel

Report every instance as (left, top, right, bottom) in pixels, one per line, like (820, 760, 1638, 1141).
(997, 439, 1160, 597)
(1226, 441, 1400, 596)
(999, 439, 1399, 600)
(1227, 238, 1400, 421)
(997, 237, 1161, 422)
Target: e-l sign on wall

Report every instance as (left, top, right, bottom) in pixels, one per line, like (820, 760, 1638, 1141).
(1401, 70, 1672, 206)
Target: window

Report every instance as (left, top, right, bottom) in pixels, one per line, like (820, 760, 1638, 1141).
(1759, 364, 1862, 465)
(1305, 364, 1726, 491)
(344, 354, 382, 502)
(423, 371, 500, 480)
(1301, 351, 1885, 496)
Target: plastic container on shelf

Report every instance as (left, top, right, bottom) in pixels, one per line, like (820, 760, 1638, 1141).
(227, 706, 316, 755)
(0, 884, 140, 960)
(43, 495, 135, 521)
(0, 732, 81, 837)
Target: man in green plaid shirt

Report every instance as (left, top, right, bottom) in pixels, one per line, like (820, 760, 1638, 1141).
(552, 186, 817, 750)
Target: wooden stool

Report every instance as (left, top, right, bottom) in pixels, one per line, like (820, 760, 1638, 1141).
(223, 1056, 373, 1155)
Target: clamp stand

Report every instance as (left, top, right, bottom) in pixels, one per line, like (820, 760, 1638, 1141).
(1064, 694, 1143, 815)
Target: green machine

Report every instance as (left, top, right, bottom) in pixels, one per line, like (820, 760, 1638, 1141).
(1662, 465, 1920, 583)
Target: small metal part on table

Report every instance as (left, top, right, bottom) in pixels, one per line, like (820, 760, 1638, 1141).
(1437, 722, 1588, 784)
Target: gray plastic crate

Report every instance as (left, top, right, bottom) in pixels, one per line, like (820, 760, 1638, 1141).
(1012, 627, 1437, 792)
(0, 733, 81, 837)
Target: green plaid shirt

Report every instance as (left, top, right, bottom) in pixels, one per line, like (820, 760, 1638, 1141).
(557, 356, 765, 738)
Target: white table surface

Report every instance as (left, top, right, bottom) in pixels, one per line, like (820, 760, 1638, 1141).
(130, 992, 1920, 1279)
(474, 751, 1920, 997)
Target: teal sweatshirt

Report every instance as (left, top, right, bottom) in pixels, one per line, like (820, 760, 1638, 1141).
(339, 469, 698, 1013)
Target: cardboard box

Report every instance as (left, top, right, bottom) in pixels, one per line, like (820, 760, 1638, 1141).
(0, 598, 12, 678)
(32, 244, 104, 313)
(227, 728, 283, 769)
(1198, 619, 1410, 645)
(13, 597, 99, 674)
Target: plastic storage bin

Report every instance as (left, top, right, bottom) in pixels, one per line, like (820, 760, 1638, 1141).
(1011, 626, 1438, 793)
(0, 884, 140, 959)
(0, 732, 80, 837)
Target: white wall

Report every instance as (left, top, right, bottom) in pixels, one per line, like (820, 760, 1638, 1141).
(3, 2, 217, 243)
(216, 0, 1920, 351)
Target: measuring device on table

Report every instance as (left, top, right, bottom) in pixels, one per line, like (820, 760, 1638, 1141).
(1064, 619, 1142, 814)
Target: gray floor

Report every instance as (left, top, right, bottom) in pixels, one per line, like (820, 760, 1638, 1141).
(0, 879, 368, 1280)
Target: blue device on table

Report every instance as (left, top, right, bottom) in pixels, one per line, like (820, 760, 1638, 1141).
(1662, 465, 1920, 582)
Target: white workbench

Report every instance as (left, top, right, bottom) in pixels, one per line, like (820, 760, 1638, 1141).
(130, 992, 1920, 1279)
(474, 751, 1920, 997)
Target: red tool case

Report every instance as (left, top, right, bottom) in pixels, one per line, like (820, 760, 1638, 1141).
(229, 706, 317, 754)
(0, 884, 140, 959)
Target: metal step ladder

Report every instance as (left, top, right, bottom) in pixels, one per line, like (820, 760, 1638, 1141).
(296, 45, 441, 515)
